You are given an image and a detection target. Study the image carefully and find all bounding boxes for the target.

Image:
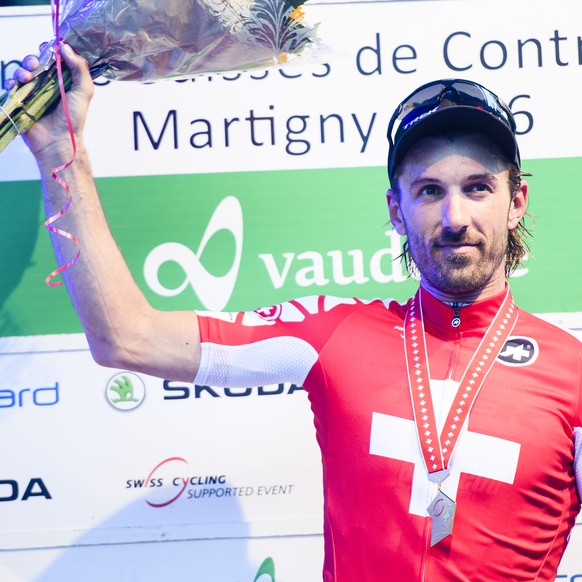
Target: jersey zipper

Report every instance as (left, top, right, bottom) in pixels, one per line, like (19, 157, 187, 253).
(451, 302, 462, 329)
(420, 516, 431, 581)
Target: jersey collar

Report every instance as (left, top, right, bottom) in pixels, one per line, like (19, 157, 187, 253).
(418, 284, 511, 338)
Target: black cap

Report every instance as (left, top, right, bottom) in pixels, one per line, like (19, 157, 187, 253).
(387, 80, 521, 184)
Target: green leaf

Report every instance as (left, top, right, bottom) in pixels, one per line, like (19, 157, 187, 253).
(253, 557, 275, 582)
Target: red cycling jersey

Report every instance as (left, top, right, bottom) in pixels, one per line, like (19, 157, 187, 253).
(195, 286, 582, 581)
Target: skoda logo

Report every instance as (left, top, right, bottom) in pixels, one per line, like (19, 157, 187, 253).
(106, 372, 146, 411)
(497, 337, 539, 367)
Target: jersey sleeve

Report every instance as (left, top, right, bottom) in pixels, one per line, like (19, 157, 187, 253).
(194, 295, 360, 388)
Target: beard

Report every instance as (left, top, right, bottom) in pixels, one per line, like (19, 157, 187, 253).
(406, 228, 508, 296)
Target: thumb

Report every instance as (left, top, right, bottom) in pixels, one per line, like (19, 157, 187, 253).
(60, 42, 94, 100)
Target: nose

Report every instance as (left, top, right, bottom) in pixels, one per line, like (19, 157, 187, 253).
(441, 192, 469, 233)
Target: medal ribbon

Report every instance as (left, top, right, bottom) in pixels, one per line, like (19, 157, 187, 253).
(404, 289, 517, 479)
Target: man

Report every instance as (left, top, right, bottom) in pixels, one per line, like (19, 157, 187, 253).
(12, 48, 582, 580)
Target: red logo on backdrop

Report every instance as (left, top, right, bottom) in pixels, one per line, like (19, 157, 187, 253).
(144, 457, 189, 507)
(126, 457, 229, 508)
(254, 305, 282, 321)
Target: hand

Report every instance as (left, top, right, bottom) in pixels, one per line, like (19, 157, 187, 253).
(6, 42, 94, 158)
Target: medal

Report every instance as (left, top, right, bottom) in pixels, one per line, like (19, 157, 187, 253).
(427, 489, 457, 546)
(404, 289, 517, 544)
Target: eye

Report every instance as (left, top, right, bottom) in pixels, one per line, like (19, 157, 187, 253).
(467, 182, 492, 193)
(419, 185, 441, 197)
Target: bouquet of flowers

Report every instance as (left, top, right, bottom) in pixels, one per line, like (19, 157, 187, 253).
(0, 0, 319, 153)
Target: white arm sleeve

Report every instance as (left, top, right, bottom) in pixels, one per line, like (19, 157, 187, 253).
(195, 336, 318, 388)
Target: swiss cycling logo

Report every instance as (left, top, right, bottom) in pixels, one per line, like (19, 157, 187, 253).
(127, 457, 234, 508)
(126, 457, 295, 508)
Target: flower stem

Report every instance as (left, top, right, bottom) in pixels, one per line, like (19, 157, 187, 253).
(0, 61, 72, 153)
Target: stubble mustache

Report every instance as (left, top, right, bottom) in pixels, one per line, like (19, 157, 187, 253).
(434, 228, 483, 249)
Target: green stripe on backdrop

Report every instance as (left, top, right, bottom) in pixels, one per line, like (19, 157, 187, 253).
(0, 159, 580, 337)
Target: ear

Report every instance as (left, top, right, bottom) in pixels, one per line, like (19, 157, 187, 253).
(387, 188, 407, 236)
(508, 180, 528, 230)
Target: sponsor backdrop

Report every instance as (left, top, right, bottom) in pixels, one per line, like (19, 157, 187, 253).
(0, 0, 581, 580)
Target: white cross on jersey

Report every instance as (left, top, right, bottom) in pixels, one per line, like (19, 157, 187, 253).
(499, 343, 531, 362)
(369, 380, 521, 517)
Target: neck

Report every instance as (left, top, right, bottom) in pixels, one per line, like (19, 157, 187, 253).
(419, 277, 508, 305)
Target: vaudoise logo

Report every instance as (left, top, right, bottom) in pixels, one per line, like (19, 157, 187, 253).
(143, 196, 243, 311)
(141, 195, 408, 310)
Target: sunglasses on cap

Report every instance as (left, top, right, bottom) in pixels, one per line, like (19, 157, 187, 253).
(387, 79, 520, 183)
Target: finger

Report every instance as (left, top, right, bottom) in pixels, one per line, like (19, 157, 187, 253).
(3, 78, 16, 91)
(60, 42, 86, 70)
(14, 66, 33, 84)
(60, 42, 94, 97)
(3, 53, 41, 91)
(22, 54, 40, 71)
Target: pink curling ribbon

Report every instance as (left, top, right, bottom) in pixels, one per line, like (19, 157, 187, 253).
(44, 0, 81, 287)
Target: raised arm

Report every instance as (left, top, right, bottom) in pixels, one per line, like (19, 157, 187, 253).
(14, 45, 201, 382)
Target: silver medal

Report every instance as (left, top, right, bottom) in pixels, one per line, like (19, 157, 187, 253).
(427, 490, 456, 546)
